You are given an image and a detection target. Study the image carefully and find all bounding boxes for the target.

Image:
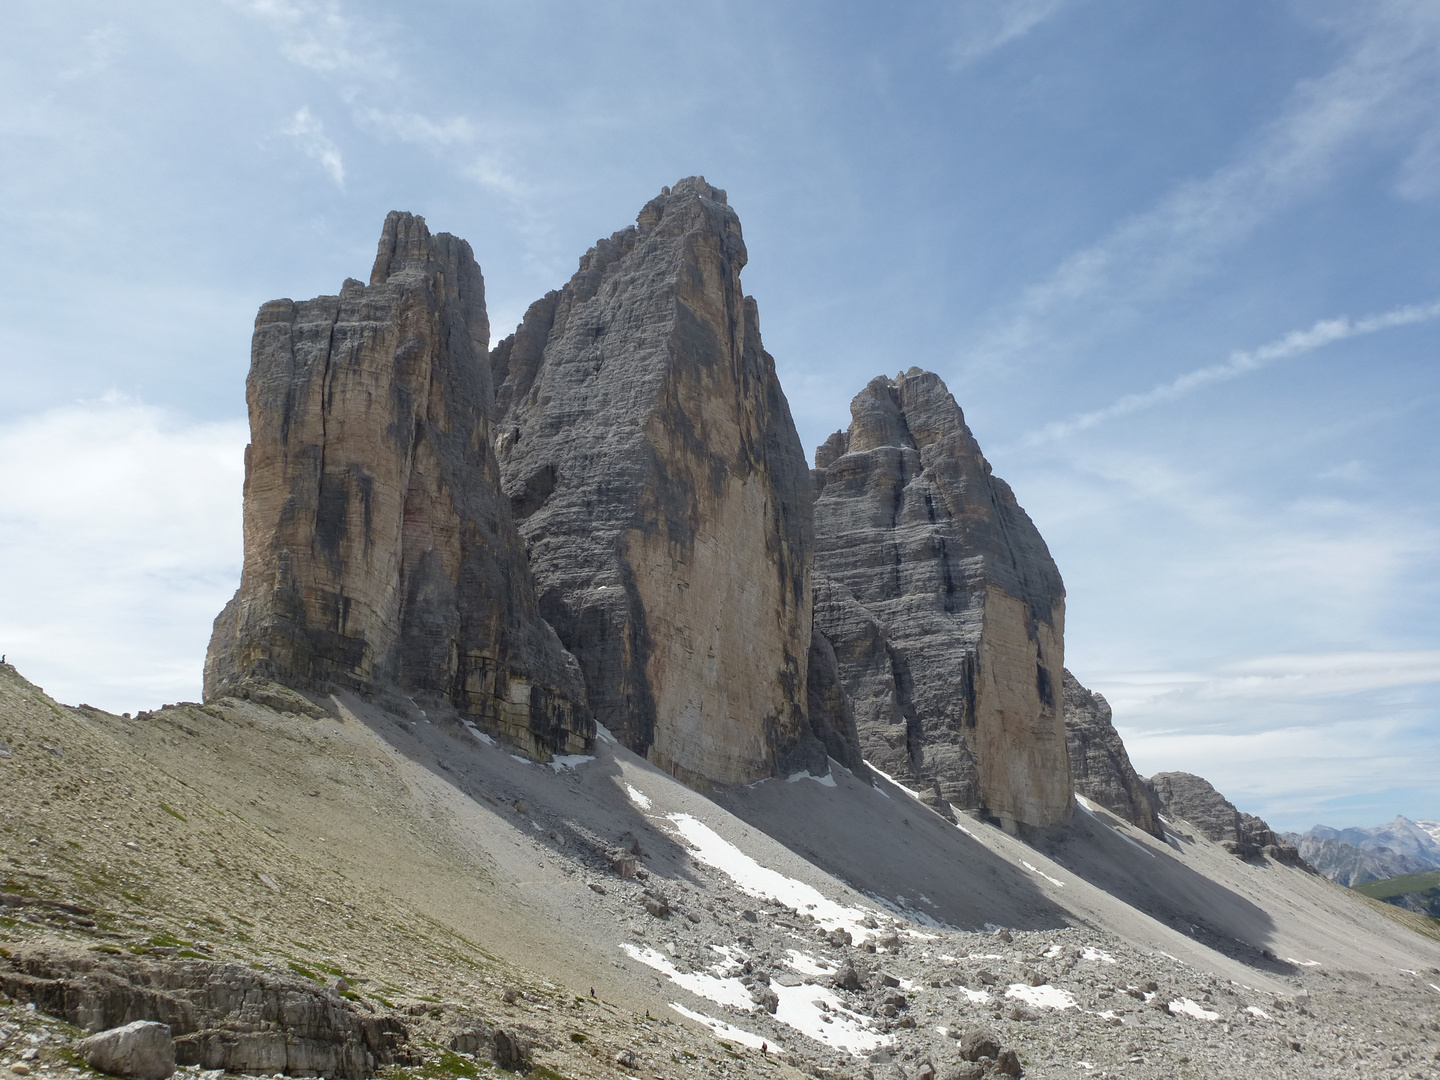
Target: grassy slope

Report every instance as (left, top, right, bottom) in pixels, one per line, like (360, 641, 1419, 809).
(1351, 869, 1440, 900)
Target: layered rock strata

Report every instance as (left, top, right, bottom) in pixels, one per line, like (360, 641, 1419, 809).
(811, 369, 1072, 830)
(491, 178, 829, 785)
(2, 949, 412, 1079)
(1062, 669, 1162, 837)
(1147, 771, 1302, 863)
(205, 212, 589, 759)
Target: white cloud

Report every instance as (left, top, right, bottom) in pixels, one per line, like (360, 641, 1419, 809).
(0, 396, 246, 713)
(282, 106, 345, 187)
(966, 3, 1440, 373)
(357, 108, 475, 148)
(1015, 297, 1440, 447)
(231, 0, 392, 79)
(950, 0, 1068, 68)
(1086, 651, 1440, 828)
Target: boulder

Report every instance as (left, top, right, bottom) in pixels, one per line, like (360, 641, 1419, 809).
(492, 1028, 529, 1071)
(204, 211, 589, 762)
(812, 369, 1071, 830)
(76, 1021, 175, 1080)
(956, 1026, 1000, 1062)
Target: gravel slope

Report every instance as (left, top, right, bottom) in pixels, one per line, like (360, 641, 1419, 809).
(2, 662, 1439, 1079)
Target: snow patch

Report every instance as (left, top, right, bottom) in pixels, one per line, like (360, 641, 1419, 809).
(1246, 1006, 1271, 1020)
(548, 754, 595, 772)
(787, 770, 837, 788)
(621, 944, 751, 1010)
(785, 950, 830, 977)
(863, 760, 924, 802)
(1020, 860, 1065, 887)
(665, 813, 880, 941)
(960, 987, 990, 1004)
(1283, 957, 1321, 967)
(1005, 984, 1076, 1010)
(770, 980, 892, 1055)
(461, 722, 495, 746)
(1082, 946, 1117, 964)
(1168, 998, 1220, 1021)
(510, 754, 531, 765)
(594, 723, 619, 745)
(625, 784, 653, 811)
(668, 1002, 770, 1050)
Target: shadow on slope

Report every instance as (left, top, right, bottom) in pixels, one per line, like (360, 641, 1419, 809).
(714, 767, 1068, 932)
(1032, 806, 1291, 975)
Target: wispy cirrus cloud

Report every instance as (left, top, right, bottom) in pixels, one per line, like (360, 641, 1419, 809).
(966, 2, 1440, 373)
(1015, 296, 1440, 447)
(230, 0, 393, 79)
(282, 106, 345, 187)
(950, 0, 1068, 69)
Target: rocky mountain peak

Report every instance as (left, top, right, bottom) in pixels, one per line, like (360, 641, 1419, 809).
(489, 178, 833, 786)
(205, 212, 588, 760)
(811, 367, 1071, 831)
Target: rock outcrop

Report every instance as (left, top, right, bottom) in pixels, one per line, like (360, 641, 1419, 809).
(1147, 772, 1302, 863)
(1062, 669, 1162, 837)
(811, 369, 1071, 831)
(204, 212, 589, 760)
(490, 177, 829, 785)
(2, 950, 412, 1079)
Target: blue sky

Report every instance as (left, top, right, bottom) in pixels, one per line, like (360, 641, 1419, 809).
(2, 0, 1437, 832)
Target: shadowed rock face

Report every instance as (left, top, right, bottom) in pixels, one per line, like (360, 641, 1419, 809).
(1062, 669, 1162, 837)
(490, 177, 821, 786)
(1148, 771, 1302, 863)
(811, 369, 1072, 830)
(204, 212, 589, 759)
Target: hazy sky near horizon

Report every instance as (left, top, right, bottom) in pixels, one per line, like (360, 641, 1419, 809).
(2, 0, 1437, 832)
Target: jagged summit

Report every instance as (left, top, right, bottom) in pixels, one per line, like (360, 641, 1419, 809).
(811, 368, 1071, 831)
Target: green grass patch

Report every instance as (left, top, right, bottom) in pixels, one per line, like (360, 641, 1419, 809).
(528, 1067, 566, 1080)
(158, 803, 187, 823)
(1352, 869, 1440, 900)
(567, 1032, 586, 1044)
(288, 962, 319, 981)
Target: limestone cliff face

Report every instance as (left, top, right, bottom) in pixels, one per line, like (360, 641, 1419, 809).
(1062, 670, 1162, 837)
(205, 212, 589, 759)
(491, 178, 824, 786)
(811, 369, 1071, 830)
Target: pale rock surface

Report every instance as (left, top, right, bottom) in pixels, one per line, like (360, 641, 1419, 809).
(1062, 669, 1162, 837)
(491, 177, 824, 785)
(811, 370, 1071, 830)
(75, 1021, 174, 1080)
(205, 212, 588, 759)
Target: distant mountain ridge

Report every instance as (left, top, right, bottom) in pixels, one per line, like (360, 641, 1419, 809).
(1282, 816, 1440, 887)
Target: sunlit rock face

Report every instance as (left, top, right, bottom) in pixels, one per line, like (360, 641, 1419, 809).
(490, 177, 823, 786)
(205, 212, 589, 759)
(811, 369, 1072, 831)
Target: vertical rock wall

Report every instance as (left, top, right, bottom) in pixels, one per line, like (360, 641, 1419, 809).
(491, 178, 821, 786)
(1062, 670, 1162, 837)
(812, 369, 1072, 830)
(204, 212, 589, 759)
